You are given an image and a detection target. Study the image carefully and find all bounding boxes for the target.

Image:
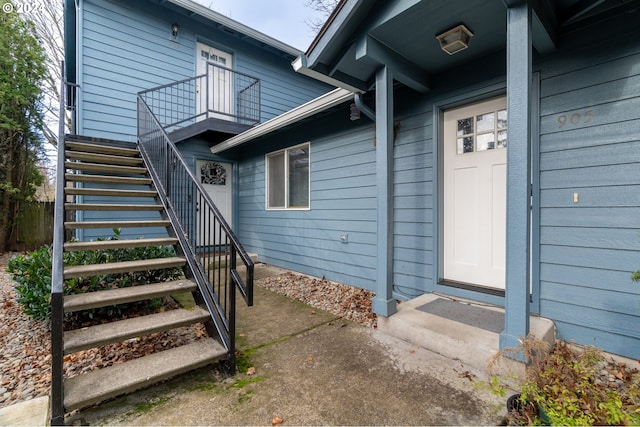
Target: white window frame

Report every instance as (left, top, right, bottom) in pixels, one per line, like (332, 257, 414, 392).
(265, 142, 311, 210)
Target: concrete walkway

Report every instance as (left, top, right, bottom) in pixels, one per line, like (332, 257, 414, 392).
(64, 264, 505, 425)
(3, 264, 507, 425)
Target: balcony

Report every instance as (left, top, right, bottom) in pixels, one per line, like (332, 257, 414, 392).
(138, 62, 260, 144)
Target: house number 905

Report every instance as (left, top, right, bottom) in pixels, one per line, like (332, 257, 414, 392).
(557, 110, 593, 128)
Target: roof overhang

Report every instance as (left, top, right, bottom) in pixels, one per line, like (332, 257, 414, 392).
(210, 88, 354, 154)
(294, 0, 638, 94)
(165, 0, 302, 58)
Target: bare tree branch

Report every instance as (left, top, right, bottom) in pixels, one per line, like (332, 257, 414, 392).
(24, 1, 70, 148)
(305, 0, 340, 34)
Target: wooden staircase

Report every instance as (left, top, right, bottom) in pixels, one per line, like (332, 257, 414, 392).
(57, 135, 227, 413)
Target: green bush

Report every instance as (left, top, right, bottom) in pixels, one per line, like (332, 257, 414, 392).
(514, 342, 640, 426)
(7, 244, 53, 320)
(7, 229, 183, 321)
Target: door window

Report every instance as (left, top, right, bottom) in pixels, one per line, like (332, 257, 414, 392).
(456, 109, 507, 154)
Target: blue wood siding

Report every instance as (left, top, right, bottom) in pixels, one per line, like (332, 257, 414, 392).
(78, 0, 330, 141)
(392, 108, 434, 299)
(236, 114, 378, 290)
(537, 29, 640, 357)
(80, 0, 194, 141)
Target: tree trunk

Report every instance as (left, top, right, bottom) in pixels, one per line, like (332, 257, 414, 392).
(0, 133, 15, 253)
(0, 190, 11, 253)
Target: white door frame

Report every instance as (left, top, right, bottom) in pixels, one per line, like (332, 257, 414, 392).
(196, 159, 233, 247)
(196, 42, 234, 121)
(442, 96, 508, 290)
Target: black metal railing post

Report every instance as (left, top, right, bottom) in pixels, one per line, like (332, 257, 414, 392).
(50, 61, 68, 425)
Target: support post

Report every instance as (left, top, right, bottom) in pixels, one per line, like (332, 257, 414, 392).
(372, 66, 396, 316)
(500, 2, 532, 352)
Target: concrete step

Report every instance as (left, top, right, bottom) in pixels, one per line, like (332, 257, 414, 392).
(65, 188, 157, 198)
(64, 203, 164, 211)
(65, 161, 147, 176)
(66, 150, 144, 167)
(64, 237, 178, 252)
(377, 293, 556, 378)
(65, 220, 171, 230)
(65, 141, 140, 157)
(63, 339, 226, 412)
(63, 257, 186, 279)
(63, 279, 197, 313)
(65, 173, 153, 186)
(63, 307, 210, 354)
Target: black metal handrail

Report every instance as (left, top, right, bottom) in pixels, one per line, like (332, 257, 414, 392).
(137, 94, 254, 358)
(138, 62, 260, 135)
(50, 62, 68, 426)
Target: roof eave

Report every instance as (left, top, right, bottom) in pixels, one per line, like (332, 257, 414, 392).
(292, 55, 365, 94)
(167, 0, 302, 57)
(210, 88, 354, 154)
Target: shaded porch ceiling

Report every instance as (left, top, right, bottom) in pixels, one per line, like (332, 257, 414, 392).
(302, 0, 639, 93)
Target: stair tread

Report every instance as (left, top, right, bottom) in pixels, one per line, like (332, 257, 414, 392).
(65, 135, 136, 148)
(64, 174, 152, 185)
(66, 150, 143, 166)
(64, 203, 164, 211)
(65, 161, 147, 175)
(63, 257, 186, 279)
(64, 306, 210, 354)
(65, 220, 171, 229)
(65, 141, 140, 157)
(65, 188, 157, 197)
(64, 237, 178, 252)
(63, 339, 226, 412)
(63, 279, 197, 313)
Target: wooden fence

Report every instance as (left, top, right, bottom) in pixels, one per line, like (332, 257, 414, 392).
(13, 201, 54, 251)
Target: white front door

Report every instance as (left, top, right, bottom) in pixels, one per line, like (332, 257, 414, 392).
(196, 42, 233, 121)
(443, 97, 507, 289)
(196, 160, 232, 247)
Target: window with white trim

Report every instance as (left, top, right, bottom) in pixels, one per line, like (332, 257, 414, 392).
(266, 143, 310, 210)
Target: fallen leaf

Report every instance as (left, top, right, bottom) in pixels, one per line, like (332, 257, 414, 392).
(456, 370, 477, 381)
(272, 416, 284, 426)
(247, 367, 256, 376)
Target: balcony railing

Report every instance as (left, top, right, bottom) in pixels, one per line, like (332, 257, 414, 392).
(138, 62, 260, 135)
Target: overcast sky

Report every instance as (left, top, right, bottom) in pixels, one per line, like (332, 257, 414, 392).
(195, 0, 326, 51)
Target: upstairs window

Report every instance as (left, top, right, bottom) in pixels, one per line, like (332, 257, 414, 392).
(266, 143, 310, 210)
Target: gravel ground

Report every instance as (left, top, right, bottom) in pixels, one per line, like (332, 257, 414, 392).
(256, 269, 377, 329)
(0, 253, 376, 409)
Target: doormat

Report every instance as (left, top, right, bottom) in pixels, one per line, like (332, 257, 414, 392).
(416, 298, 504, 334)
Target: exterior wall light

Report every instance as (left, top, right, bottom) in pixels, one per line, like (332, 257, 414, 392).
(436, 24, 473, 55)
(171, 23, 179, 38)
